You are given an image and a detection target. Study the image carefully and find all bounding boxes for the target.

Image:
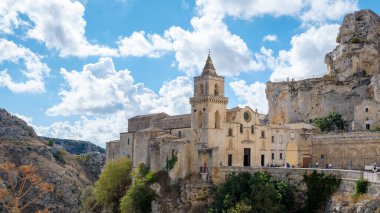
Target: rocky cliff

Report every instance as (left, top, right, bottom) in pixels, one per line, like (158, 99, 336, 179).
(41, 137, 105, 155)
(0, 108, 105, 212)
(266, 10, 380, 126)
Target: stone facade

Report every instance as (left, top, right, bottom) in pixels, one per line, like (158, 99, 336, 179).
(312, 132, 380, 170)
(106, 54, 314, 181)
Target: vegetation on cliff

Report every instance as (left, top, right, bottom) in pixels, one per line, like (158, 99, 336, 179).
(91, 157, 132, 211)
(119, 163, 156, 213)
(303, 171, 341, 212)
(210, 172, 294, 213)
(83, 159, 157, 213)
(313, 112, 346, 132)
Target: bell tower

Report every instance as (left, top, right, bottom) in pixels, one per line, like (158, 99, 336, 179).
(190, 53, 228, 148)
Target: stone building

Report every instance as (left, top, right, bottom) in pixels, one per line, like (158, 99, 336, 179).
(107, 10, 380, 180)
(266, 10, 380, 170)
(106, 54, 314, 181)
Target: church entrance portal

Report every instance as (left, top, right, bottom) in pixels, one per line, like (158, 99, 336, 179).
(243, 148, 251, 166)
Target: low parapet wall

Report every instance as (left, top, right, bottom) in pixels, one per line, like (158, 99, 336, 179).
(217, 166, 363, 180)
(214, 166, 380, 195)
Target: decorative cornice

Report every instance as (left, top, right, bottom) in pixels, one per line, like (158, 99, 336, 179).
(190, 96, 229, 105)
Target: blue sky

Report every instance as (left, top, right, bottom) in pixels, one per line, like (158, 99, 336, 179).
(0, 0, 379, 147)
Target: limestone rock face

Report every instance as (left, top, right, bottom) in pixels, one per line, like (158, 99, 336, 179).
(267, 10, 380, 126)
(152, 174, 213, 213)
(0, 108, 37, 138)
(327, 193, 380, 213)
(337, 10, 380, 45)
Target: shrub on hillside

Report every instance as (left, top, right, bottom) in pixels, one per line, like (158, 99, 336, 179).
(93, 157, 132, 211)
(119, 163, 156, 213)
(354, 178, 369, 195)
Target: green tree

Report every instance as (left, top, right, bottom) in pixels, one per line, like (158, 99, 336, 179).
(119, 163, 156, 213)
(211, 172, 294, 213)
(313, 112, 346, 132)
(93, 157, 132, 211)
(303, 171, 341, 212)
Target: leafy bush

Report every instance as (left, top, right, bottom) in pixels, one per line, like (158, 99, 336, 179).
(53, 149, 67, 164)
(303, 171, 341, 212)
(349, 37, 363, 44)
(210, 172, 294, 213)
(77, 154, 89, 163)
(93, 157, 132, 211)
(354, 178, 369, 195)
(119, 163, 156, 213)
(313, 112, 346, 132)
(47, 139, 54, 147)
(370, 126, 380, 132)
(167, 154, 178, 171)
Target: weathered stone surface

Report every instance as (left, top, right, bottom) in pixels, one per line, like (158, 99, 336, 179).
(267, 10, 380, 128)
(337, 10, 380, 45)
(152, 175, 213, 213)
(0, 108, 37, 138)
(327, 193, 380, 213)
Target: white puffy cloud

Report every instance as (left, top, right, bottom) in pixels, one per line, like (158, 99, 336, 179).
(300, 0, 358, 26)
(0, 39, 50, 93)
(263, 34, 278, 42)
(196, 0, 358, 25)
(196, 0, 304, 19)
(47, 57, 156, 116)
(229, 80, 268, 114)
(0, 0, 116, 57)
(118, 31, 173, 58)
(166, 14, 266, 76)
(42, 57, 193, 145)
(149, 76, 192, 114)
(270, 24, 340, 82)
(35, 113, 128, 147)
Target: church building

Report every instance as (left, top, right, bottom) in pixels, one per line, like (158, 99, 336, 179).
(106, 54, 315, 181)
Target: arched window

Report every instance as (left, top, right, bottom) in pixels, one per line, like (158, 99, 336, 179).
(215, 111, 220, 128)
(214, 84, 219, 96)
(200, 84, 204, 96)
(197, 111, 203, 128)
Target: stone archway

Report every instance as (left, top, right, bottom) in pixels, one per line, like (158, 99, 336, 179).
(286, 141, 298, 166)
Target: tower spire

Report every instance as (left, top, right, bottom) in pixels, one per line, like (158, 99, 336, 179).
(202, 51, 217, 76)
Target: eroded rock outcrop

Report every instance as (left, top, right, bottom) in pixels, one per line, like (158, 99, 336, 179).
(0, 108, 105, 212)
(267, 10, 380, 127)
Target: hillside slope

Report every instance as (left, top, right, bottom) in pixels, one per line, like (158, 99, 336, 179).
(0, 108, 105, 212)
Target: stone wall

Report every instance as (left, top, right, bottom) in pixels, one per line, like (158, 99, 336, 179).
(215, 166, 380, 195)
(312, 132, 380, 170)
